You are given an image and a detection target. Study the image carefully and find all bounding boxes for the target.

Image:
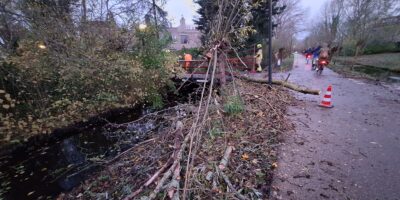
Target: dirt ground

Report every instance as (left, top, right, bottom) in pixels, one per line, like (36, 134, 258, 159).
(271, 54, 400, 200)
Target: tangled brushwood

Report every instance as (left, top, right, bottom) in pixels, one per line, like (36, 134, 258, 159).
(58, 1, 300, 194)
(60, 74, 294, 200)
(59, 0, 298, 199)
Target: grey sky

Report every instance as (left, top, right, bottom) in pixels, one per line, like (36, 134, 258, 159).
(298, 0, 329, 39)
(165, 0, 329, 38)
(300, 0, 329, 18)
(165, 0, 199, 26)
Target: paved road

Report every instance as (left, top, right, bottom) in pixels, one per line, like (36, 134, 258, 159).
(271, 54, 400, 200)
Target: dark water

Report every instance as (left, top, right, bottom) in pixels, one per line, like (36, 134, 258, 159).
(0, 79, 199, 200)
(0, 108, 159, 200)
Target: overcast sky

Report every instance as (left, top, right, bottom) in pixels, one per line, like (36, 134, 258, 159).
(165, 0, 327, 26)
(164, 0, 329, 38)
(165, 0, 199, 26)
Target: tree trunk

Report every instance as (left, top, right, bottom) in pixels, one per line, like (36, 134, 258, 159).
(218, 54, 226, 86)
(355, 45, 360, 57)
(100, 0, 103, 20)
(81, 0, 87, 23)
(239, 75, 320, 95)
(152, 0, 159, 39)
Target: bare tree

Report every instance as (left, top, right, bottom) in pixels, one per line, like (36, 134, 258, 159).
(0, 0, 26, 54)
(345, 0, 398, 56)
(81, 0, 87, 23)
(321, 0, 345, 45)
(274, 0, 305, 51)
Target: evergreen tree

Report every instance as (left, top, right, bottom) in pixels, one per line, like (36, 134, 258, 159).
(195, 0, 286, 47)
(247, 0, 286, 46)
(194, 0, 219, 44)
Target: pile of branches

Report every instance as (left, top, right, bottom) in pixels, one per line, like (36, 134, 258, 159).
(60, 40, 294, 199)
(61, 0, 301, 199)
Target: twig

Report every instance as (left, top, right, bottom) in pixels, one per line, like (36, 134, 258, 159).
(123, 157, 173, 199)
(218, 146, 234, 170)
(145, 158, 173, 187)
(106, 138, 156, 165)
(183, 47, 219, 199)
(229, 44, 250, 69)
(124, 121, 184, 200)
(216, 166, 247, 200)
(110, 105, 185, 128)
(285, 73, 291, 82)
(148, 121, 188, 200)
(167, 162, 181, 199)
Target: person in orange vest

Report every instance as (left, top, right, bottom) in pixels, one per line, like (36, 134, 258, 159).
(184, 53, 192, 70)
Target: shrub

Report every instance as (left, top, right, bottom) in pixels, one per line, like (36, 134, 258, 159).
(340, 40, 356, 56)
(223, 95, 244, 115)
(208, 120, 223, 139)
(0, 27, 177, 144)
(363, 42, 400, 55)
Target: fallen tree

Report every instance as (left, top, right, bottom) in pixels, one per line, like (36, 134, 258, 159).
(59, 0, 301, 198)
(239, 75, 320, 95)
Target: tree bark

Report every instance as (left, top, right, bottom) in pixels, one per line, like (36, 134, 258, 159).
(81, 0, 87, 23)
(152, 0, 159, 38)
(219, 54, 227, 86)
(239, 75, 320, 95)
(355, 45, 360, 57)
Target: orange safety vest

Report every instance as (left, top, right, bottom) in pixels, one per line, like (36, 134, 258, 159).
(184, 54, 192, 70)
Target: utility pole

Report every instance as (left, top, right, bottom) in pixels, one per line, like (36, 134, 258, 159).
(268, 0, 273, 84)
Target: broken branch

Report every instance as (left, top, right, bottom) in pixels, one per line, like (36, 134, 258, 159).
(239, 75, 320, 95)
(219, 146, 234, 170)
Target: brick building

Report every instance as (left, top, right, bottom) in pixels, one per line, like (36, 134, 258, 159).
(167, 17, 202, 50)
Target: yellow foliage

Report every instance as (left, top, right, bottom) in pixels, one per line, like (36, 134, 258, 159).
(1, 38, 175, 144)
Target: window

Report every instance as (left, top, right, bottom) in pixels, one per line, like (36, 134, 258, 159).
(180, 35, 189, 44)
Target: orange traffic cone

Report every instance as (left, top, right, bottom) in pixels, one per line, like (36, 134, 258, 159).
(319, 85, 333, 108)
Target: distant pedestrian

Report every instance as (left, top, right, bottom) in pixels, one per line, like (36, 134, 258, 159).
(255, 44, 263, 72)
(274, 51, 281, 68)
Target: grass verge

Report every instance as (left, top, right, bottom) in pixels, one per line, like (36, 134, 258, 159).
(333, 53, 400, 72)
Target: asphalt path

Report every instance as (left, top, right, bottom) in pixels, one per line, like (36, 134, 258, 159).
(271, 54, 400, 200)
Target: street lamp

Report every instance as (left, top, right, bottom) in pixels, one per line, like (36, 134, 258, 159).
(139, 24, 147, 31)
(37, 43, 46, 49)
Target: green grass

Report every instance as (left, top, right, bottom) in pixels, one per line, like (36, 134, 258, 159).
(333, 53, 400, 72)
(330, 53, 400, 81)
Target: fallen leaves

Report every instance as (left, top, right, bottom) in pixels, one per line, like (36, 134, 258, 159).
(241, 153, 250, 161)
(59, 79, 294, 200)
(271, 162, 278, 169)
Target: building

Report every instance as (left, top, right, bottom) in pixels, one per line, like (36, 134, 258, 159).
(167, 17, 202, 50)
